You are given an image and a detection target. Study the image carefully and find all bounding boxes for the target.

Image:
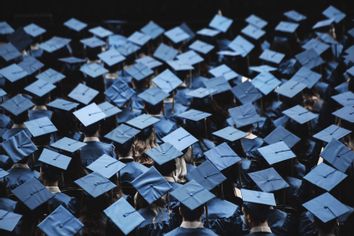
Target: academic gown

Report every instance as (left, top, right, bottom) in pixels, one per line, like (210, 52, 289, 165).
(165, 227, 218, 236)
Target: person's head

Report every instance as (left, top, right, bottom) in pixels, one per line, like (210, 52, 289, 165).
(40, 164, 62, 185)
(179, 204, 204, 222)
(115, 138, 134, 157)
(83, 123, 100, 137)
(242, 203, 272, 227)
(154, 159, 176, 177)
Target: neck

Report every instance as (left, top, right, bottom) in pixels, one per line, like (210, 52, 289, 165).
(33, 105, 47, 110)
(12, 123, 25, 129)
(180, 220, 203, 229)
(250, 222, 272, 233)
(84, 136, 100, 142)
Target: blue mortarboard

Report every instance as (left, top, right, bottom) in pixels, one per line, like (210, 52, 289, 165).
(187, 160, 226, 190)
(73, 103, 106, 127)
(313, 124, 351, 143)
(249, 65, 277, 73)
(89, 26, 113, 38)
(295, 49, 324, 69)
(257, 141, 295, 165)
(313, 18, 334, 30)
(259, 49, 285, 65)
(264, 126, 300, 148)
(203, 76, 231, 95)
(36, 68, 65, 84)
(98, 48, 125, 67)
(304, 163, 347, 191)
(87, 154, 126, 179)
(38, 148, 71, 170)
(197, 28, 220, 37)
(18, 56, 44, 75)
(132, 166, 172, 204)
(189, 40, 214, 55)
(302, 38, 330, 55)
(162, 127, 197, 151)
(98, 101, 121, 118)
(284, 10, 307, 22)
(126, 114, 160, 130)
(0, 43, 21, 62)
(0, 21, 15, 35)
(241, 189, 276, 206)
(228, 35, 254, 57)
(187, 87, 214, 99)
(38, 205, 83, 235)
(275, 80, 307, 98)
(141, 21, 165, 39)
(80, 63, 108, 78)
(167, 60, 194, 71)
(125, 62, 153, 81)
(322, 5, 346, 23)
(47, 98, 79, 111)
(24, 117, 57, 137)
(232, 81, 262, 104)
(136, 56, 162, 69)
(275, 21, 299, 33)
(81, 36, 105, 48)
(115, 41, 140, 57)
(50, 137, 86, 153)
(204, 142, 241, 171)
(249, 167, 289, 192)
(11, 178, 53, 210)
(104, 197, 145, 235)
(251, 72, 281, 95)
(206, 198, 238, 219)
(105, 80, 135, 107)
(0, 209, 22, 232)
(153, 43, 178, 62)
(246, 14, 267, 28)
(332, 106, 354, 123)
(39, 36, 71, 53)
(290, 66, 321, 89)
(282, 105, 318, 124)
(321, 139, 354, 173)
(177, 109, 211, 122)
(170, 179, 215, 210)
(145, 142, 183, 165)
(68, 83, 99, 105)
(23, 23, 46, 37)
(128, 31, 151, 46)
(75, 172, 116, 198)
(332, 91, 354, 106)
(177, 50, 204, 66)
(241, 24, 265, 40)
(0, 168, 9, 179)
(164, 26, 190, 44)
(303, 192, 350, 223)
(24, 79, 56, 97)
(138, 87, 169, 106)
(64, 18, 87, 32)
(153, 69, 182, 93)
(209, 14, 233, 33)
(104, 124, 140, 144)
(209, 64, 238, 81)
(212, 126, 247, 142)
(228, 103, 262, 128)
(0, 64, 28, 83)
(1, 94, 34, 116)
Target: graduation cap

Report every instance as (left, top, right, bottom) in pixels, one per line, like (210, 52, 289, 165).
(152, 69, 182, 93)
(81, 36, 105, 49)
(145, 142, 183, 165)
(246, 14, 267, 29)
(104, 197, 145, 235)
(259, 49, 285, 65)
(98, 101, 121, 118)
(105, 80, 135, 107)
(153, 43, 178, 62)
(295, 49, 324, 69)
(18, 56, 44, 75)
(125, 62, 153, 81)
(0, 209, 22, 232)
(89, 26, 113, 38)
(313, 124, 351, 143)
(187, 160, 226, 190)
(228, 103, 262, 128)
(7, 28, 33, 51)
(212, 126, 247, 142)
(64, 18, 87, 32)
(204, 142, 241, 171)
(128, 31, 151, 46)
(251, 72, 281, 95)
(126, 113, 160, 130)
(38, 148, 71, 170)
(304, 163, 347, 191)
(290, 66, 321, 89)
(131, 166, 172, 204)
(303, 192, 350, 223)
(209, 64, 238, 81)
(264, 126, 300, 148)
(75, 172, 116, 198)
(167, 59, 194, 72)
(23, 23, 45, 38)
(232, 81, 262, 104)
(170, 179, 215, 210)
(209, 14, 233, 33)
(321, 139, 354, 173)
(302, 38, 330, 55)
(282, 105, 318, 124)
(24, 79, 56, 98)
(0, 21, 15, 35)
(0, 43, 21, 62)
(98, 48, 125, 67)
(189, 40, 214, 55)
(332, 106, 354, 123)
(47, 98, 79, 111)
(138, 87, 169, 106)
(248, 167, 289, 192)
(284, 10, 307, 22)
(275, 80, 307, 98)
(38, 205, 83, 235)
(0, 168, 9, 179)
(177, 109, 211, 122)
(1, 94, 34, 116)
(332, 91, 354, 107)
(228, 35, 254, 58)
(58, 56, 86, 71)
(187, 87, 215, 99)
(11, 178, 53, 210)
(104, 124, 140, 144)
(39, 36, 71, 53)
(275, 21, 299, 33)
(0, 64, 28, 83)
(87, 154, 125, 179)
(136, 55, 162, 69)
(322, 5, 346, 23)
(73, 103, 106, 127)
(36, 68, 65, 84)
(197, 28, 220, 37)
(177, 50, 204, 66)
(257, 141, 295, 165)
(68, 83, 99, 105)
(24, 117, 57, 137)
(313, 18, 334, 30)
(80, 63, 108, 78)
(164, 26, 190, 44)
(162, 127, 197, 151)
(141, 21, 165, 39)
(50, 137, 86, 153)
(241, 24, 265, 41)
(203, 76, 231, 95)
(241, 189, 276, 206)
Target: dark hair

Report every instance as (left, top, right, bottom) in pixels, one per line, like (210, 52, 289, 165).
(83, 123, 100, 137)
(115, 139, 134, 157)
(41, 164, 62, 183)
(154, 159, 176, 177)
(243, 203, 271, 225)
(179, 204, 204, 222)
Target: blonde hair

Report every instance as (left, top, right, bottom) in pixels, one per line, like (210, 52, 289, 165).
(132, 130, 157, 165)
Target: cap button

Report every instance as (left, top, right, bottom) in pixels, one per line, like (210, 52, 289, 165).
(189, 192, 193, 196)
(59, 223, 63, 228)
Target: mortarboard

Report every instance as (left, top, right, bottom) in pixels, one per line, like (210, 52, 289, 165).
(145, 142, 183, 165)
(189, 40, 214, 55)
(209, 64, 238, 81)
(282, 105, 318, 124)
(259, 49, 285, 65)
(153, 69, 182, 93)
(241, 24, 265, 40)
(320, 139, 354, 173)
(38, 148, 71, 170)
(275, 80, 307, 98)
(177, 109, 211, 122)
(87, 154, 126, 179)
(126, 114, 160, 130)
(209, 14, 233, 33)
(0, 64, 28, 83)
(36, 68, 65, 84)
(249, 65, 277, 73)
(23, 23, 46, 37)
(68, 83, 99, 105)
(162, 127, 197, 151)
(197, 28, 220, 37)
(128, 31, 151, 46)
(0, 168, 9, 179)
(73, 103, 106, 127)
(228, 103, 262, 128)
(246, 14, 267, 28)
(80, 36, 105, 48)
(24, 79, 56, 97)
(257, 141, 295, 165)
(231, 81, 262, 104)
(264, 126, 300, 148)
(206, 198, 238, 219)
(203, 76, 231, 95)
(251, 72, 281, 95)
(104, 124, 140, 144)
(241, 189, 276, 206)
(332, 91, 354, 106)
(11, 178, 53, 210)
(125, 62, 153, 81)
(304, 163, 347, 191)
(98, 48, 125, 67)
(313, 18, 334, 30)
(136, 55, 162, 69)
(248, 167, 289, 192)
(153, 43, 178, 62)
(132, 166, 172, 204)
(80, 63, 108, 78)
(115, 41, 140, 57)
(105, 80, 135, 107)
(284, 10, 306, 22)
(295, 49, 324, 69)
(50, 137, 86, 153)
(47, 98, 79, 111)
(38, 205, 83, 235)
(0, 43, 21, 62)
(332, 106, 354, 123)
(212, 126, 247, 142)
(89, 26, 113, 38)
(170, 179, 215, 210)
(177, 50, 204, 66)
(228, 35, 254, 57)
(104, 197, 145, 235)
(187, 87, 215, 99)
(24, 117, 57, 137)
(64, 18, 87, 32)
(187, 160, 226, 190)
(167, 59, 194, 71)
(302, 38, 330, 55)
(39, 36, 71, 53)
(0, 21, 15, 35)
(18, 56, 44, 75)
(98, 101, 121, 118)
(303, 192, 350, 223)
(313, 124, 351, 143)
(138, 87, 169, 106)
(290, 66, 321, 89)
(0, 209, 22, 232)
(164, 26, 190, 44)
(275, 21, 299, 33)
(75, 172, 116, 198)
(1, 94, 34, 116)
(204, 142, 241, 171)
(322, 5, 346, 23)
(141, 21, 165, 39)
